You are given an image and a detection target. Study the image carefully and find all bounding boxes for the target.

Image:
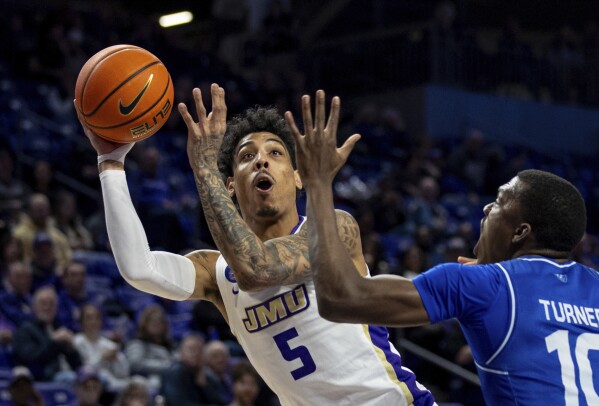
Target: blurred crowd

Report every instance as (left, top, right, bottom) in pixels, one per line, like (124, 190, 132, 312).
(1, 0, 599, 405)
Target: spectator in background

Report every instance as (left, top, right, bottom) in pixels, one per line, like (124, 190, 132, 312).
(13, 285, 81, 382)
(205, 340, 234, 404)
(6, 366, 43, 406)
(441, 236, 471, 263)
(129, 146, 188, 252)
(393, 243, 429, 279)
(0, 147, 30, 225)
(354, 208, 387, 276)
(124, 304, 175, 389)
(228, 362, 261, 406)
(74, 366, 104, 406)
(74, 303, 130, 392)
(29, 160, 60, 203)
(83, 202, 111, 252)
(0, 261, 34, 327)
(190, 301, 242, 356)
(57, 260, 103, 331)
(572, 232, 599, 268)
(403, 176, 448, 238)
(29, 232, 61, 290)
(113, 375, 152, 406)
(367, 187, 406, 234)
(446, 129, 489, 193)
(54, 190, 94, 251)
(160, 333, 228, 405)
(0, 232, 24, 276)
(13, 193, 72, 268)
(0, 311, 14, 352)
(379, 106, 412, 152)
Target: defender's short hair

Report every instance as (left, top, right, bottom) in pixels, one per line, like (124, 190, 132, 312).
(517, 169, 586, 252)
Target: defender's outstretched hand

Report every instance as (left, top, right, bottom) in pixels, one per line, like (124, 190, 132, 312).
(178, 84, 227, 173)
(285, 90, 360, 188)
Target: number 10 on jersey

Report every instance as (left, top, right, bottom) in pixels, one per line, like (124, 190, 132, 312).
(545, 330, 599, 405)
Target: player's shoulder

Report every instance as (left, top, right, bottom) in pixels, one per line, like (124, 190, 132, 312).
(334, 209, 359, 227)
(422, 261, 505, 284)
(185, 249, 221, 269)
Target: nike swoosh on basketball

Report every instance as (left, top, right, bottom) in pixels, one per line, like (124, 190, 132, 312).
(118, 74, 154, 115)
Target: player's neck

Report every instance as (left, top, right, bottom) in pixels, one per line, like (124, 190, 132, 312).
(515, 248, 571, 263)
(247, 211, 300, 241)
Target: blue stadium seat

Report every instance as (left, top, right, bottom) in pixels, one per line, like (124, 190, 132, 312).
(72, 251, 122, 284)
(0, 381, 75, 406)
(36, 382, 76, 406)
(116, 285, 156, 315)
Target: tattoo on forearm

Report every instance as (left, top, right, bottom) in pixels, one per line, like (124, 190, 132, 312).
(194, 169, 310, 286)
(263, 229, 311, 282)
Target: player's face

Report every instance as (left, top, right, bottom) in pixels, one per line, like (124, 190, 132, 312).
(474, 176, 525, 264)
(228, 132, 301, 220)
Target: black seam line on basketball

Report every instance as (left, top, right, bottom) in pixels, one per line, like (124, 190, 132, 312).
(87, 74, 171, 129)
(82, 60, 161, 117)
(79, 46, 140, 111)
(118, 74, 153, 115)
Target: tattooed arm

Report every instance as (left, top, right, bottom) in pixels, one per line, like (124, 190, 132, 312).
(239, 210, 369, 289)
(192, 163, 367, 290)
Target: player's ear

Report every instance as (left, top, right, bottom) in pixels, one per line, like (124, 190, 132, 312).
(226, 177, 235, 197)
(294, 170, 303, 190)
(512, 223, 531, 244)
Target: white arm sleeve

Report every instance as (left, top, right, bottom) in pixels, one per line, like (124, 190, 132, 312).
(99, 170, 196, 300)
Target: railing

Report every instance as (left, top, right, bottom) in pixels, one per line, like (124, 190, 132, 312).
(306, 25, 599, 107)
(0, 78, 99, 201)
(398, 337, 481, 387)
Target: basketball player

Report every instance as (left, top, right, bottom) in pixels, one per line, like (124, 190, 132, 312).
(287, 90, 599, 405)
(74, 84, 435, 405)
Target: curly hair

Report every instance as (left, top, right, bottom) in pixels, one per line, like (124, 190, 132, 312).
(217, 106, 296, 182)
(516, 169, 586, 252)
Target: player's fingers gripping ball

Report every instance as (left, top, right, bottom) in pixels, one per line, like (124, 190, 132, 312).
(75, 44, 174, 143)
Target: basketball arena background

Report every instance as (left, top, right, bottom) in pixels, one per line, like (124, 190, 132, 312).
(0, 0, 598, 405)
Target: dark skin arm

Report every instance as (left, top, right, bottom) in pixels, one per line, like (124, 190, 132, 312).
(285, 90, 430, 327)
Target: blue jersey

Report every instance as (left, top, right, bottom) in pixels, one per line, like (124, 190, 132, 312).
(413, 256, 599, 406)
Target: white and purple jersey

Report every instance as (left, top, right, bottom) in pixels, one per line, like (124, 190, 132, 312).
(216, 216, 435, 406)
(414, 256, 599, 406)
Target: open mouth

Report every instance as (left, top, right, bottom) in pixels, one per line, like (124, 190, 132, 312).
(254, 174, 274, 192)
(256, 179, 273, 191)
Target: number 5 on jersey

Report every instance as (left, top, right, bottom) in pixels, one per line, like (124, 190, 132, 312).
(274, 327, 316, 380)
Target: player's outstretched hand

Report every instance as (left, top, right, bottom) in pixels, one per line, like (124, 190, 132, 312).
(285, 90, 360, 188)
(73, 99, 127, 156)
(178, 83, 227, 174)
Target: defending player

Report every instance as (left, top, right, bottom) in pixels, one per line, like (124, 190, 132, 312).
(287, 89, 599, 405)
(74, 84, 435, 405)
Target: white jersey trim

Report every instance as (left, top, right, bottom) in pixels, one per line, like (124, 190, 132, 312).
(518, 257, 576, 268)
(485, 263, 516, 365)
(475, 361, 509, 375)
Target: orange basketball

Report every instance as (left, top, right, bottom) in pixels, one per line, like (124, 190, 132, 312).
(75, 44, 174, 143)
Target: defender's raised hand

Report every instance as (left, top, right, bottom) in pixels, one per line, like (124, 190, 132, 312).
(285, 90, 360, 188)
(178, 83, 227, 173)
